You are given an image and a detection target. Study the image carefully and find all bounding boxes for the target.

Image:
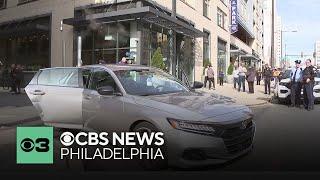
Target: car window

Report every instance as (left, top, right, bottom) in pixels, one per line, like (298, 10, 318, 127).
(89, 69, 118, 91)
(82, 69, 92, 89)
(38, 68, 79, 87)
(115, 69, 188, 96)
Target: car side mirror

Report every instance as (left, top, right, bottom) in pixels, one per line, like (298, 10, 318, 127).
(192, 81, 204, 89)
(97, 86, 121, 96)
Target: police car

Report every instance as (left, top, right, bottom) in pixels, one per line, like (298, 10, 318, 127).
(274, 69, 320, 104)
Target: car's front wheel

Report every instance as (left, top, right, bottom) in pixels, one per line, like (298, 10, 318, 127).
(133, 122, 168, 170)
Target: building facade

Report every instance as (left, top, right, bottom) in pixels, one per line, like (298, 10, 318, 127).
(274, 16, 282, 68)
(263, 0, 273, 66)
(0, 0, 265, 85)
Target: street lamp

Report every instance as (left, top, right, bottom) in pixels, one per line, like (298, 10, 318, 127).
(281, 30, 298, 68)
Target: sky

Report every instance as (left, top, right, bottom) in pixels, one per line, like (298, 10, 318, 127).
(277, 0, 320, 56)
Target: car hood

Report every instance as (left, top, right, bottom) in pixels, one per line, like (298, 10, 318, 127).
(280, 78, 291, 83)
(132, 91, 252, 122)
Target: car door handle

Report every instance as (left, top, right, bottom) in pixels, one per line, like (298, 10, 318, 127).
(84, 95, 92, 100)
(31, 90, 46, 96)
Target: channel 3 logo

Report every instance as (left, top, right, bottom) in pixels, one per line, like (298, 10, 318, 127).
(16, 127, 53, 164)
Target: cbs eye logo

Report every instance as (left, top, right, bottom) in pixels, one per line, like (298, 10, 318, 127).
(60, 132, 74, 146)
(20, 138, 50, 152)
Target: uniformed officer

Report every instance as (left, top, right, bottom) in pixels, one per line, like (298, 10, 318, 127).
(302, 59, 316, 111)
(290, 60, 303, 108)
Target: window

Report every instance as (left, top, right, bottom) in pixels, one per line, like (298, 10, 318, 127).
(203, 31, 210, 66)
(114, 69, 188, 96)
(38, 68, 79, 87)
(217, 8, 227, 29)
(82, 69, 92, 89)
(203, 0, 210, 18)
(89, 69, 118, 91)
(0, 0, 6, 9)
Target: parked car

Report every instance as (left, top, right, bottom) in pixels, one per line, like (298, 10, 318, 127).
(274, 69, 320, 104)
(314, 71, 320, 101)
(25, 64, 255, 169)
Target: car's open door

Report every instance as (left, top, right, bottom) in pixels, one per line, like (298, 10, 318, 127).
(25, 68, 84, 129)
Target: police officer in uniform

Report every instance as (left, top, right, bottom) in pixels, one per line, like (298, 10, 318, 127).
(302, 59, 316, 111)
(290, 60, 303, 108)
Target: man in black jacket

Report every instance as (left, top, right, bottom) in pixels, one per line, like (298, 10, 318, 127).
(302, 59, 316, 111)
(263, 64, 272, 95)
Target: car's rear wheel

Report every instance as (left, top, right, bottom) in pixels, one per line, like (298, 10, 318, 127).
(133, 122, 168, 170)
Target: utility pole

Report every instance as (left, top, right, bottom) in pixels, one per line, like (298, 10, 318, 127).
(169, 0, 177, 77)
(271, 0, 275, 68)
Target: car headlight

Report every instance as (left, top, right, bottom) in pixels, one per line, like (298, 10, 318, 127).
(167, 118, 216, 135)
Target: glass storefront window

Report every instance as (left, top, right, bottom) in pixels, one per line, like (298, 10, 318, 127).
(217, 39, 227, 77)
(0, 16, 50, 71)
(78, 21, 134, 65)
(203, 31, 210, 66)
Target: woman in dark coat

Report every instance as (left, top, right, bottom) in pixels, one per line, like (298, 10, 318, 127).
(246, 67, 256, 94)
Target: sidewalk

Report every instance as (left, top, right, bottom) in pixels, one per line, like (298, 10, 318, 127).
(201, 82, 272, 107)
(0, 87, 39, 126)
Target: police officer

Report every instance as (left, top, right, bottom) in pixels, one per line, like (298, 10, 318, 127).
(290, 60, 303, 108)
(302, 59, 316, 111)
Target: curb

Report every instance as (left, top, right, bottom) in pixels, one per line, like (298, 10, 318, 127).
(0, 117, 40, 127)
(246, 101, 270, 107)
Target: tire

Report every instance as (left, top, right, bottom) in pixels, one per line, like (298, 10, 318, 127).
(133, 122, 168, 170)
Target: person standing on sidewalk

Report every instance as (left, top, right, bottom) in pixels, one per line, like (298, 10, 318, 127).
(207, 65, 215, 90)
(302, 59, 316, 111)
(290, 60, 303, 108)
(9, 64, 17, 94)
(238, 63, 247, 92)
(256, 70, 262, 85)
(233, 66, 239, 89)
(246, 67, 256, 94)
(204, 65, 209, 88)
(263, 64, 272, 95)
(15, 64, 24, 94)
(218, 70, 225, 86)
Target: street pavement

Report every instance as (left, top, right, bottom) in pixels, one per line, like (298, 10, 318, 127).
(0, 85, 320, 171)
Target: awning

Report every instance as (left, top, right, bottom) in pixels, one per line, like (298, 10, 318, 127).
(230, 49, 248, 55)
(241, 54, 261, 62)
(63, 6, 205, 37)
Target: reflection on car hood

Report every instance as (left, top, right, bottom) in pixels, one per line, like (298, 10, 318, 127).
(280, 78, 291, 83)
(134, 91, 251, 122)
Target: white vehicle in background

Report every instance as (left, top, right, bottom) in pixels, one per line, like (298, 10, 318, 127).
(314, 71, 320, 102)
(274, 69, 320, 104)
(274, 70, 292, 103)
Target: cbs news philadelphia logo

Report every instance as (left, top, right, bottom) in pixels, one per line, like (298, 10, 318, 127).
(16, 127, 53, 164)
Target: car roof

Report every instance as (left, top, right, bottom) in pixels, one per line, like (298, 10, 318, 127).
(83, 64, 153, 71)
(41, 64, 153, 72)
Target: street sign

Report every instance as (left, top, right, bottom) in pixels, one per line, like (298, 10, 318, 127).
(230, 0, 238, 34)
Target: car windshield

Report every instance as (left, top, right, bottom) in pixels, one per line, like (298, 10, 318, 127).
(317, 72, 320, 78)
(114, 69, 189, 96)
(282, 70, 292, 79)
